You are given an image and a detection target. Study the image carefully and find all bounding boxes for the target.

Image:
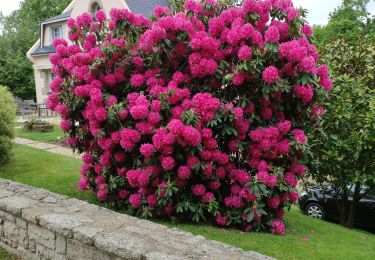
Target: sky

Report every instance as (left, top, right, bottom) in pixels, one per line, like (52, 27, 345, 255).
(0, 0, 374, 25)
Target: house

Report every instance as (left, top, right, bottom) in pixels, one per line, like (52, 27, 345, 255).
(27, 0, 170, 104)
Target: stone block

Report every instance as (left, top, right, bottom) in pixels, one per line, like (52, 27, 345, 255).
(23, 189, 50, 201)
(36, 244, 66, 260)
(16, 217, 27, 229)
(29, 224, 56, 249)
(0, 190, 14, 199)
(72, 225, 103, 245)
(0, 210, 15, 223)
(38, 213, 92, 237)
(56, 235, 67, 254)
(66, 239, 113, 260)
(94, 231, 152, 259)
(145, 252, 185, 260)
(2, 221, 28, 248)
(0, 197, 38, 216)
(43, 196, 58, 203)
(22, 206, 50, 224)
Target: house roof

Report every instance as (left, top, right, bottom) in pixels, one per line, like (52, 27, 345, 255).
(31, 1, 171, 56)
(31, 45, 56, 56)
(125, 0, 170, 17)
(42, 9, 72, 24)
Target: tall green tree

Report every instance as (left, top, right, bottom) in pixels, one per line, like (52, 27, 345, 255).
(0, 0, 71, 99)
(313, 0, 375, 47)
(306, 37, 375, 229)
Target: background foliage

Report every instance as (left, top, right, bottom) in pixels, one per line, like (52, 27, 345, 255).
(306, 0, 375, 229)
(0, 85, 16, 164)
(313, 0, 375, 47)
(0, 0, 71, 99)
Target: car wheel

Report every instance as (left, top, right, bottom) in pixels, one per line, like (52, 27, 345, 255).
(305, 203, 325, 219)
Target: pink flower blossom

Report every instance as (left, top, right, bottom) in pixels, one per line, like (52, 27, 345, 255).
(161, 156, 175, 171)
(267, 196, 280, 209)
(77, 177, 88, 190)
(302, 24, 313, 36)
(284, 172, 298, 188)
(178, 166, 191, 180)
(216, 214, 228, 226)
(202, 192, 215, 202)
(238, 45, 252, 61)
(271, 220, 286, 235)
(140, 143, 155, 158)
(60, 120, 71, 131)
(147, 194, 158, 207)
(292, 129, 307, 144)
(265, 26, 280, 43)
(95, 108, 107, 122)
(129, 193, 142, 208)
(97, 189, 108, 201)
(95, 9, 107, 23)
(192, 184, 206, 196)
(262, 66, 279, 84)
(130, 74, 145, 88)
(130, 105, 149, 120)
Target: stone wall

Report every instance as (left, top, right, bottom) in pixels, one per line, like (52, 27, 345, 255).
(0, 179, 273, 260)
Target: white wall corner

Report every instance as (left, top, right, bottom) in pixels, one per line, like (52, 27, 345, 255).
(26, 39, 41, 63)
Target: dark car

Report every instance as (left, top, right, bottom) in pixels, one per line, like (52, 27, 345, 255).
(298, 184, 375, 230)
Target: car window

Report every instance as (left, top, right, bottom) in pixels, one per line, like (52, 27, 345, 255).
(346, 184, 367, 196)
(364, 189, 375, 200)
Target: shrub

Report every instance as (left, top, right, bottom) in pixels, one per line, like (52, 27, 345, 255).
(0, 85, 16, 164)
(23, 119, 55, 132)
(48, 0, 331, 233)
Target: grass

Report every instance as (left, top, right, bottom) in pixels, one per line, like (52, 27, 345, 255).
(14, 124, 65, 143)
(0, 247, 18, 260)
(1, 144, 375, 260)
(0, 144, 96, 203)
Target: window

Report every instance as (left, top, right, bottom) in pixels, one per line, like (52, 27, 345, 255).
(47, 71, 55, 94)
(51, 26, 63, 41)
(90, 2, 102, 18)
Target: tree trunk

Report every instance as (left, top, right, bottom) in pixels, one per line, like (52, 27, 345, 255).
(345, 182, 361, 229)
(337, 186, 349, 226)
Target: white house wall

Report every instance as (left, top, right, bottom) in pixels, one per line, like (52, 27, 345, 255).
(70, 0, 128, 18)
(28, 0, 131, 104)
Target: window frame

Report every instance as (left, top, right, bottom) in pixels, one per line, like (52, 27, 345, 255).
(50, 25, 63, 42)
(89, 2, 102, 18)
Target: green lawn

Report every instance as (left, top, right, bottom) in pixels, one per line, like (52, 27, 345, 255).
(15, 124, 65, 143)
(1, 144, 375, 260)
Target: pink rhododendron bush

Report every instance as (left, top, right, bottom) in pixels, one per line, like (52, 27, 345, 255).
(48, 0, 332, 234)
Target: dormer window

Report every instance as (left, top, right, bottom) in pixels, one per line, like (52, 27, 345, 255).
(90, 1, 102, 18)
(51, 25, 63, 41)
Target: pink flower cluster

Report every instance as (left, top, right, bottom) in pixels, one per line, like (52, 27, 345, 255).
(49, 0, 331, 234)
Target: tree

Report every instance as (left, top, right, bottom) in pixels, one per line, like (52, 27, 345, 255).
(0, 0, 71, 99)
(313, 0, 375, 47)
(306, 37, 375, 228)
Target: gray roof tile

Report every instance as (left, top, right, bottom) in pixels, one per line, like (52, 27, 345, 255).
(42, 10, 72, 24)
(125, 0, 171, 17)
(31, 45, 56, 56)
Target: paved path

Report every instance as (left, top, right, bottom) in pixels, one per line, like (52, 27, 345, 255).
(14, 137, 82, 159)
